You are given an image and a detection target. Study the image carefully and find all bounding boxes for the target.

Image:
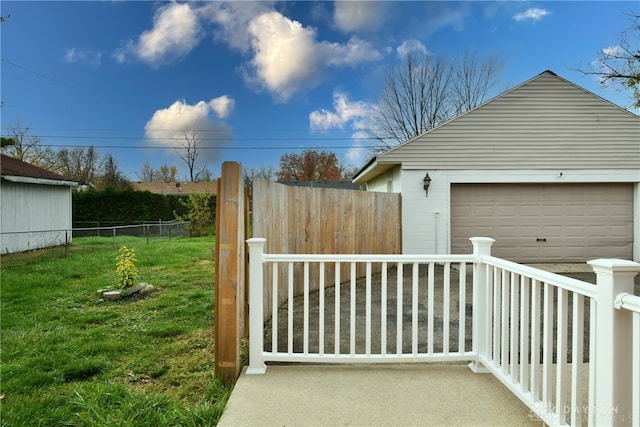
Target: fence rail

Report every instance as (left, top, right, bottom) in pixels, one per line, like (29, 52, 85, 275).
(1, 221, 189, 267)
(247, 237, 640, 427)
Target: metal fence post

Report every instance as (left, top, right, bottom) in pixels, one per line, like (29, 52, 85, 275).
(588, 259, 640, 426)
(246, 237, 267, 374)
(469, 237, 495, 373)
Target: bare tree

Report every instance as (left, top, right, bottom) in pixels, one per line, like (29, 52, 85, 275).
(177, 132, 206, 182)
(578, 14, 640, 108)
(452, 51, 501, 115)
(98, 154, 128, 189)
(54, 146, 103, 185)
(371, 51, 501, 150)
(137, 160, 158, 182)
(373, 53, 453, 148)
(243, 165, 277, 188)
(1, 121, 50, 166)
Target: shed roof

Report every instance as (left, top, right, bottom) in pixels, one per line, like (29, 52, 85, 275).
(1, 154, 77, 186)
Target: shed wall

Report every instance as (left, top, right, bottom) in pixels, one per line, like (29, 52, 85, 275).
(0, 180, 73, 253)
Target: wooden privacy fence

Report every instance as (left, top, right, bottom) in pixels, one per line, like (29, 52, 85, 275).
(214, 163, 403, 383)
(252, 178, 402, 321)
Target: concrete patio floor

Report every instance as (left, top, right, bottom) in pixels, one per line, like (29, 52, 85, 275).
(218, 363, 542, 426)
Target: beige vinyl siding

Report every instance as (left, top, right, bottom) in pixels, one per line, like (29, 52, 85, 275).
(379, 72, 640, 170)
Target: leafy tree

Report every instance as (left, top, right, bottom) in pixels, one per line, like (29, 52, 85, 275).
(579, 14, 640, 108)
(159, 164, 178, 182)
(371, 51, 500, 149)
(174, 192, 213, 237)
(276, 150, 341, 181)
(1, 136, 16, 147)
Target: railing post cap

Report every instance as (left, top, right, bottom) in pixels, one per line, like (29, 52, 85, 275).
(469, 237, 496, 245)
(587, 258, 640, 274)
(246, 237, 266, 245)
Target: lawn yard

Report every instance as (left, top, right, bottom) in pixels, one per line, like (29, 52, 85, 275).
(0, 236, 231, 426)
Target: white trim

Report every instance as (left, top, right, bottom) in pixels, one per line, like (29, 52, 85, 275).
(2, 175, 78, 187)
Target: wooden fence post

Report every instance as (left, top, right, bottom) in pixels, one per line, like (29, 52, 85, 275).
(214, 161, 245, 384)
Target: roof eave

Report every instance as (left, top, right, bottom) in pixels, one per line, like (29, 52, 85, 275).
(2, 175, 78, 187)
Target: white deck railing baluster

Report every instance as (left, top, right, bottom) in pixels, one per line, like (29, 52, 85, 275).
(366, 262, 372, 356)
(542, 283, 554, 411)
(444, 262, 451, 355)
(272, 263, 278, 354)
(519, 275, 530, 393)
(412, 262, 419, 355)
(556, 288, 568, 425)
(531, 279, 541, 402)
(350, 262, 356, 356)
(334, 262, 341, 356)
(571, 292, 584, 427)
(427, 262, 435, 355)
(459, 262, 466, 353)
(303, 261, 309, 355)
(510, 272, 519, 382)
(288, 262, 294, 354)
(319, 262, 325, 356)
(501, 269, 509, 374)
(397, 262, 403, 355)
(381, 262, 387, 356)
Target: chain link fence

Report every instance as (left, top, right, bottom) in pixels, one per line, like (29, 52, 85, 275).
(1, 221, 189, 268)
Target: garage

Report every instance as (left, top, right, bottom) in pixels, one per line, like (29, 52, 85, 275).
(450, 183, 634, 262)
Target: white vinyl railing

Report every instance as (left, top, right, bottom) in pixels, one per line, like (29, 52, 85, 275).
(246, 237, 640, 427)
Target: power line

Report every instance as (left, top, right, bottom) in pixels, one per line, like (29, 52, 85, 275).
(33, 135, 378, 142)
(38, 144, 380, 150)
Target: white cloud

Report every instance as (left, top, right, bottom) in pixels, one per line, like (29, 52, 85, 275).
(310, 91, 375, 131)
(246, 11, 382, 101)
(310, 91, 376, 165)
(396, 39, 429, 59)
(114, 3, 203, 67)
(513, 8, 550, 22)
(333, 1, 386, 33)
(209, 95, 235, 119)
(144, 98, 233, 162)
(65, 48, 102, 66)
(198, 1, 274, 53)
(602, 45, 623, 57)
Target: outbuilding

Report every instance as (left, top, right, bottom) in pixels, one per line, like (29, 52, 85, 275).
(1, 154, 77, 254)
(353, 71, 640, 262)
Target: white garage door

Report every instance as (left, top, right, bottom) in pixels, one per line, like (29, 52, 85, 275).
(451, 183, 633, 262)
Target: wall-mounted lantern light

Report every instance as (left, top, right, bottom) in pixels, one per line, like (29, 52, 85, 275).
(423, 173, 432, 196)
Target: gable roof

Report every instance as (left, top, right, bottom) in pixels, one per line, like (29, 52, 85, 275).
(1, 154, 77, 186)
(354, 70, 640, 183)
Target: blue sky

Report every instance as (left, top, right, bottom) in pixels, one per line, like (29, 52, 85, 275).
(1, 1, 638, 181)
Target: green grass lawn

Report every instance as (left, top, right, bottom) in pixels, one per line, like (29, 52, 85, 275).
(1, 236, 231, 426)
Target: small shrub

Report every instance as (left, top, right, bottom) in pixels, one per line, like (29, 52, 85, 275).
(174, 193, 213, 237)
(115, 246, 138, 289)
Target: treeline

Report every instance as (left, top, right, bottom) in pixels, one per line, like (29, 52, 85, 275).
(73, 188, 216, 225)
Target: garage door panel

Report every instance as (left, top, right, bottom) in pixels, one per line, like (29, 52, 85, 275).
(451, 183, 633, 262)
